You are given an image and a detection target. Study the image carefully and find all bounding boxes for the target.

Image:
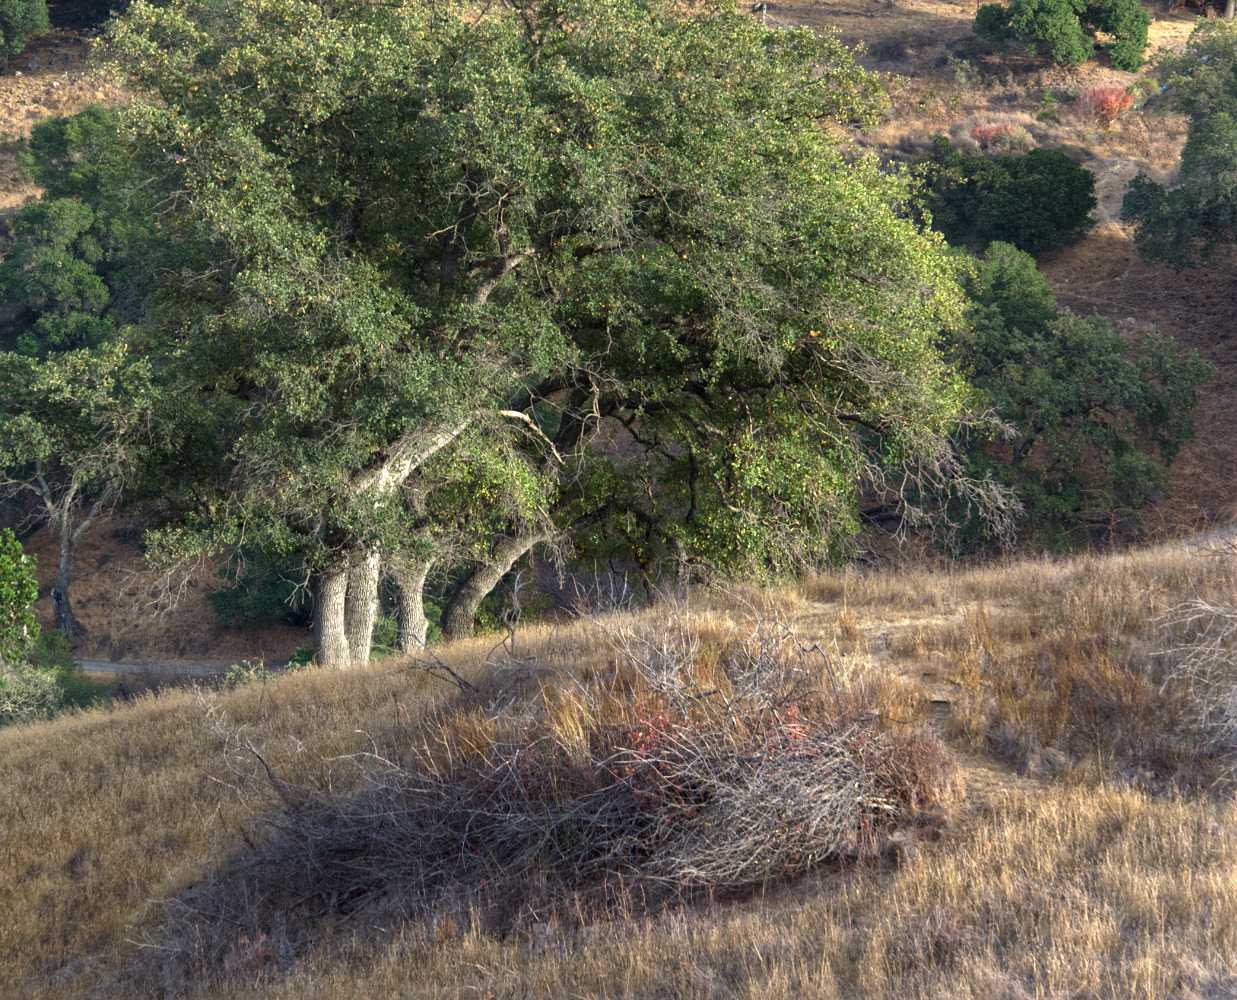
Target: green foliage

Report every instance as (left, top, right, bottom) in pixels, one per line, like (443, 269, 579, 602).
(24, 628, 109, 709)
(0, 528, 36, 662)
(914, 137, 1097, 253)
(287, 644, 315, 668)
(224, 660, 273, 690)
(371, 616, 398, 653)
(1088, 0, 1151, 72)
(105, 0, 995, 590)
(0, 608, 107, 725)
(973, 0, 1148, 71)
(0, 106, 156, 358)
(1123, 21, 1237, 268)
(950, 243, 1213, 547)
(0, 662, 62, 725)
(205, 558, 309, 628)
(975, 3, 1013, 45)
(1037, 89, 1061, 123)
(1009, 0, 1093, 66)
(0, 0, 48, 71)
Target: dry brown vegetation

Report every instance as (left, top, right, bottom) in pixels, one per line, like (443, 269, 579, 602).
(3, 539, 1237, 998)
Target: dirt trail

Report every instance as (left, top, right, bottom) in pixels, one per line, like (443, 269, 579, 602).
(77, 658, 233, 678)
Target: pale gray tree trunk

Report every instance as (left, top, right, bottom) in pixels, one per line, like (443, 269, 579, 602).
(1227, 0, 1234, 21)
(441, 533, 545, 641)
(343, 544, 382, 667)
(32, 463, 111, 638)
(315, 553, 351, 669)
(392, 556, 434, 652)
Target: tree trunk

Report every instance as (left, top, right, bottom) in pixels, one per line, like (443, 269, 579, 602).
(32, 467, 109, 640)
(392, 556, 434, 652)
(441, 533, 545, 641)
(344, 544, 382, 668)
(51, 528, 82, 638)
(315, 553, 351, 669)
(1227, 0, 1234, 20)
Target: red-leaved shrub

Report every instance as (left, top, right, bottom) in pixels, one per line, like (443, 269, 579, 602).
(971, 121, 1014, 148)
(1077, 86, 1134, 128)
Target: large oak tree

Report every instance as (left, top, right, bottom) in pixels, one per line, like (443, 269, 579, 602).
(102, 0, 1007, 666)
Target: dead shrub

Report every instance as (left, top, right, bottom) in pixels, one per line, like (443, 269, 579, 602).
(971, 121, 1014, 149)
(147, 614, 957, 989)
(1157, 599, 1237, 760)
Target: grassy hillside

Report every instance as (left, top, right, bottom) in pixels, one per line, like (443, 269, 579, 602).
(2, 538, 1235, 998)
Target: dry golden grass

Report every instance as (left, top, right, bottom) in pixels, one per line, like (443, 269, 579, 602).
(1, 541, 1235, 997)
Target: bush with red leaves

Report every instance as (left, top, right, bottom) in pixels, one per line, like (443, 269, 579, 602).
(1077, 86, 1134, 128)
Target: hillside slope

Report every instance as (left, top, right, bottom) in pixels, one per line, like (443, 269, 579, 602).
(1, 540, 1234, 998)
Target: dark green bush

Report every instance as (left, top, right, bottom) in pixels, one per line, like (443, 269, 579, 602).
(913, 137, 1096, 253)
(0, 106, 156, 358)
(975, 3, 1013, 45)
(0, 0, 48, 73)
(206, 560, 310, 629)
(1008, 0, 1093, 65)
(946, 242, 1213, 548)
(973, 0, 1149, 71)
(1089, 0, 1151, 72)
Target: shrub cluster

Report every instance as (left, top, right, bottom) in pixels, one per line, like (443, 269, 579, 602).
(975, 0, 1150, 72)
(912, 136, 1097, 253)
(945, 243, 1213, 550)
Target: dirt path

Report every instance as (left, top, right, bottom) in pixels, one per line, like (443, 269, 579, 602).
(77, 658, 233, 678)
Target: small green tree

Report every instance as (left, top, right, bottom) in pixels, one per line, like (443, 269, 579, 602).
(0, 344, 172, 636)
(914, 137, 1097, 253)
(0, 529, 37, 661)
(1123, 21, 1237, 267)
(0, 0, 48, 73)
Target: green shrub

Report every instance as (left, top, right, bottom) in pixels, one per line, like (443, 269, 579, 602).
(0, 574, 107, 724)
(287, 645, 315, 668)
(1088, 0, 1150, 72)
(946, 243, 1213, 547)
(973, 0, 1149, 71)
(0, 106, 155, 358)
(1008, 0, 1093, 65)
(0, 661, 63, 725)
(225, 660, 273, 690)
(0, 0, 48, 73)
(0, 529, 37, 662)
(371, 616, 398, 654)
(913, 137, 1096, 253)
(975, 3, 1012, 45)
(206, 558, 310, 628)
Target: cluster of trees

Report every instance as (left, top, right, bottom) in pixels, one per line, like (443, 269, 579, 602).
(947, 243, 1211, 549)
(0, 0, 1214, 667)
(0, 0, 1011, 667)
(1124, 20, 1237, 267)
(974, 0, 1150, 72)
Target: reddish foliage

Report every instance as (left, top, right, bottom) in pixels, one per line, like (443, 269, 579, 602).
(1078, 86, 1134, 128)
(971, 121, 1013, 148)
